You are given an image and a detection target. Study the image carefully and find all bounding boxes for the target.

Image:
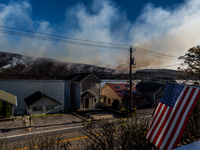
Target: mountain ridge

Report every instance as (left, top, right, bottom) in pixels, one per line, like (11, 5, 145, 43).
(0, 51, 180, 80)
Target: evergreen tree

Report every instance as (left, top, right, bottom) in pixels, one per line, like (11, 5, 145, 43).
(4, 101, 11, 118)
(0, 101, 2, 112)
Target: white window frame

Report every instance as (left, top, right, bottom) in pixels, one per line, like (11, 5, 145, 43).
(91, 82, 100, 89)
(46, 105, 54, 111)
(32, 106, 43, 111)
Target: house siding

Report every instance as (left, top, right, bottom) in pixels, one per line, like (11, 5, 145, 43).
(29, 97, 60, 115)
(81, 75, 101, 108)
(75, 82, 81, 109)
(101, 85, 121, 107)
(64, 81, 70, 111)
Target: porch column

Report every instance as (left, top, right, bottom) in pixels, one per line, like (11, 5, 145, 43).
(83, 97, 85, 111)
(93, 98, 94, 110)
(12, 105, 14, 119)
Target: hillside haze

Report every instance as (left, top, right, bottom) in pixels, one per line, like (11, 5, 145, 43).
(0, 51, 180, 79)
(0, 52, 115, 79)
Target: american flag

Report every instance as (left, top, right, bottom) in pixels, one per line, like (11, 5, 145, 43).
(146, 83, 200, 150)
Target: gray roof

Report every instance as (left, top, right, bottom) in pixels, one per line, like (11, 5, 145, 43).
(24, 91, 61, 106)
(81, 92, 96, 98)
(67, 73, 101, 82)
(136, 82, 164, 93)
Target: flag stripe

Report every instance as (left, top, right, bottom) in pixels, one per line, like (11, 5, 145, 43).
(164, 88, 196, 150)
(169, 88, 200, 149)
(146, 102, 163, 139)
(160, 87, 192, 150)
(172, 88, 200, 149)
(146, 83, 200, 150)
(157, 86, 189, 148)
(146, 102, 161, 138)
(152, 106, 172, 145)
(149, 105, 168, 143)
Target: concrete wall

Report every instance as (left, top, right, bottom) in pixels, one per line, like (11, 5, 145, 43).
(0, 79, 65, 115)
(29, 97, 60, 115)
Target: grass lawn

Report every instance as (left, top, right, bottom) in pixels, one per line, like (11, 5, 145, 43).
(31, 113, 63, 118)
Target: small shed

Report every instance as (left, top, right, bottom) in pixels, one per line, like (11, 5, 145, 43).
(24, 91, 61, 115)
(0, 90, 17, 118)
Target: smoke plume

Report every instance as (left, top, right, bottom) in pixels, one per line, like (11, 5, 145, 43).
(0, 0, 200, 72)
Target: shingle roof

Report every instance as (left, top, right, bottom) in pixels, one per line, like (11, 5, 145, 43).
(24, 91, 61, 106)
(0, 90, 17, 106)
(136, 82, 164, 93)
(81, 92, 96, 98)
(66, 73, 101, 82)
(105, 83, 143, 99)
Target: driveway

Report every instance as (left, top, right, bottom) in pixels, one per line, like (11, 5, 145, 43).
(75, 110, 122, 120)
(136, 108, 155, 117)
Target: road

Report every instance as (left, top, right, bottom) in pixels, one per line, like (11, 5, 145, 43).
(0, 109, 154, 149)
(3, 123, 84, 142)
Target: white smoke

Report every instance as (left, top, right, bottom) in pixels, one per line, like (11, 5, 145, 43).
(0, 0, 200, 70)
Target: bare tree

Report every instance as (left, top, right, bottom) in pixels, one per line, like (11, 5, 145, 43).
(80, 118, 157, 150)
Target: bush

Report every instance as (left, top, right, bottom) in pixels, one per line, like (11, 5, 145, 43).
(80, 117, 157, 150)
(0, 101, 2, 112)
(0, 133, 74, 150)
(3, 101, 11, 118)
(119, 107, 126, 112)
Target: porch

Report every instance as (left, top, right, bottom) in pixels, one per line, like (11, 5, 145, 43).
(81, 92, 96, 111)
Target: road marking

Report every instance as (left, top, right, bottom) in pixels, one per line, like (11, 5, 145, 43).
(13, 133, 103, 150)
(3, 126, 83, 139)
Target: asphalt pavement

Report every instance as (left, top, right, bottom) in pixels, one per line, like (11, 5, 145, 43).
(0, 108, 155, 150)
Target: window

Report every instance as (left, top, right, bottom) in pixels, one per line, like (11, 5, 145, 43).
(115, 86, 121, 89)
(91, 83, 100, 89)
(121, 91, 127, 94)
(132, 90, 137, 94)
(32, 106, 42, 111)
(108, 98, 110, 104)
(94, 98, 97, 102)
(125, 85, 129, 89)
(46, 105, 54, 110)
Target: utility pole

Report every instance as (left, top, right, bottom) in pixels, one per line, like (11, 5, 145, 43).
(129, 46, 133, 115)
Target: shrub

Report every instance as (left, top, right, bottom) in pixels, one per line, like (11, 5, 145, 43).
(80, 117, 157, 150)
(3, 101, 11, 118)
(0, 101, 2, 112)
(119, 108, 126, 112)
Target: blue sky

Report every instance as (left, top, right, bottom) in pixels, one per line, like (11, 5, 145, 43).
(0, 0, 199, 70)
(1, 0, 184, 25)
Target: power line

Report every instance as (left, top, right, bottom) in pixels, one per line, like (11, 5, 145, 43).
(0, 29, 129, 50)
(134, 50, 178, 61)
(134, 47, 177, 59)
(159, 63, 182, 68)
(0, 25, 128, 47)
(0, 26, 180, 60)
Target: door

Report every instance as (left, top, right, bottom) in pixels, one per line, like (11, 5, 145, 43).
(85, 98, 89, 108)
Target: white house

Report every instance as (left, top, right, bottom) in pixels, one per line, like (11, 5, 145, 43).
(65, 73, 101, 111)
(0, 79, 65, 115)
(24, 91, 61, 115)
(0, 73, 101, 115)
